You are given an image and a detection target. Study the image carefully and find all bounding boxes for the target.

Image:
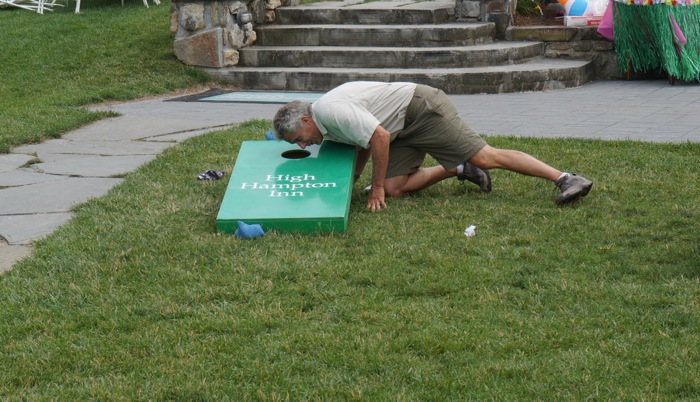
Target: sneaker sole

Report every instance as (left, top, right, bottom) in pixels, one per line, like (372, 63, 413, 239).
(556, 182, 592, 205)
(481, 170, 492, 193)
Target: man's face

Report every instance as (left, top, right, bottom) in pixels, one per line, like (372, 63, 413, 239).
(282, 116, 323, 149)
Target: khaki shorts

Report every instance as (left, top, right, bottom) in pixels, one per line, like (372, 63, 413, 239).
(386, 85, 487, 178)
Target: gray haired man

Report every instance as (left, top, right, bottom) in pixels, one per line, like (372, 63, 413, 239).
(274, 81, 592, 212)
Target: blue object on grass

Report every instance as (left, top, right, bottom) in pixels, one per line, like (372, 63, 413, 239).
(264, 130, 276, 141)
(234, 221, 265, 239)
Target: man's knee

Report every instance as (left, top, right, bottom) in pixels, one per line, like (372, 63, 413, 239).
(383, 175, 408, 197)
(384, 183, 406, 198)
(385, 188, 405, 197)
(468, 145, 497, 169)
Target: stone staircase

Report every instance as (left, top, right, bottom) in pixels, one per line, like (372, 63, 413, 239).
(202, 0, 594, 94)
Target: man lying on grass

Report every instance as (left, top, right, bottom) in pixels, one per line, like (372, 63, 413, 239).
(273, 81, 592, 212)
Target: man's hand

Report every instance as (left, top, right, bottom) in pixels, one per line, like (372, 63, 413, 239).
(367, 186, 387, 212)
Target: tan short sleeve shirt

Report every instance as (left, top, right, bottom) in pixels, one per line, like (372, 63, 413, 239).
(311, 81, 417, 148)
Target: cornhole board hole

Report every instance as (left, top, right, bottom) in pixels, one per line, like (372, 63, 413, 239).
(216, 140, 357, 234)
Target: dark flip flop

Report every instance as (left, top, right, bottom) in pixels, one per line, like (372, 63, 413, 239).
(197, 169, 224, 180)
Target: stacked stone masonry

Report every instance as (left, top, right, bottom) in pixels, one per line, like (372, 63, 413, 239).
(506, 26, 619, 79)
(456, 0, 516, 40)
(170, 0, 522, 69)
(171, 0, 278, 68)
(170, 0, 620, 80)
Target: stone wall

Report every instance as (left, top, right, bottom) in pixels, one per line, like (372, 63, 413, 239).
(506, 25, 622, 79)
(456, 0, 515, 39)
(171, 0, 513, 67)
(170, 0, 623, 80)
(170, 0, 282, 68)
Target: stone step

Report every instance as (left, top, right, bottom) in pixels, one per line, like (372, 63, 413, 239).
(203, 58, 594, 94)
(239, 42, 546, 68)
(275, 0, 456, 25)
(255, 23, 494, 47)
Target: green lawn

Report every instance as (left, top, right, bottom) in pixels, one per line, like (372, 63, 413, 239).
(1, 120, 698, 399)
(2, 0, 699, 399)
(0, 0, 208, 154)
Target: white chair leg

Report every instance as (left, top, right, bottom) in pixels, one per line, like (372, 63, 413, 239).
(74, 0, 80, 12)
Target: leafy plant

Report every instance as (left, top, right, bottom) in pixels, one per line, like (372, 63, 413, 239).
(516, 0, 543, 15)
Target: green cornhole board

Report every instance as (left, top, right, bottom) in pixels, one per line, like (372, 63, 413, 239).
(216, 140, 357, 234)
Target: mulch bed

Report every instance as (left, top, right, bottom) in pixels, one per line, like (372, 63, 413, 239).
(513, 14, 565, 26)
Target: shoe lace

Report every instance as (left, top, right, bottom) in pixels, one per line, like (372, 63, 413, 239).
(554, 173, 574, 191)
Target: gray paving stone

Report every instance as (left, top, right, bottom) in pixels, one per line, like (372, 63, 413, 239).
(62, 116, 204, 141)
(0, 154, 35, 173)
(33, 155, 156, 177)
(144, 128, 234, 143)
(454, 80, 700, 143)
(0, 177, 123, 215)
(0, 170, 66, 187)
(0, 244, 34, 274)
(90, 99, 280, 127)
(15, 152, 98, 163)
(345, 1, 415, 9)
(288, 0, 364, 7)
(13, 138, 173, 157)
(0, 213, 74, 245)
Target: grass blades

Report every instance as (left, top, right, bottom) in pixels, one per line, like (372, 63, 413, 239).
(0, 0, 208, 153)
(1, 121, 698, 400)
(2, 1, 699, 399)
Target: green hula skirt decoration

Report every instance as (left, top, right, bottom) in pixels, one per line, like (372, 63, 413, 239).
(613, 0, 700, 81)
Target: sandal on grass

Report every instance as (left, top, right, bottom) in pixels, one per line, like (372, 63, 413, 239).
(197, 169, 224, 180)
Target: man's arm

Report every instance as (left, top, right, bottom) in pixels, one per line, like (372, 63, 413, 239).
(355, 147, 371, 183)
(366, 125, 391, 212)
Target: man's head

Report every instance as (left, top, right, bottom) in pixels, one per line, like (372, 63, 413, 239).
(273, 101, 323, 149)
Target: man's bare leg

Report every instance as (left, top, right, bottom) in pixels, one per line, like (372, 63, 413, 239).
(383, 166, 457, 197)
(469, 145, 592, 204)
(468, 145, 562, 182)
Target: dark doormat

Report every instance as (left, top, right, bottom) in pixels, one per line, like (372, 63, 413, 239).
(167, 89, 323, 104)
